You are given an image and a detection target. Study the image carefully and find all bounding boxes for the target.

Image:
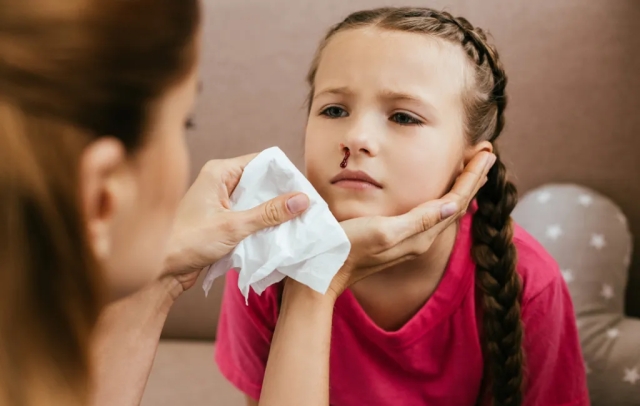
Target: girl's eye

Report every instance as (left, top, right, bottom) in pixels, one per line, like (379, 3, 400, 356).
(390, 112, 423, 126)
(320, 106, 349, 118)
(184, 117, 196, 130)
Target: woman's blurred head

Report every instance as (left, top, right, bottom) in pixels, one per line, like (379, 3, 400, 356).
(0, 0, 200, 404)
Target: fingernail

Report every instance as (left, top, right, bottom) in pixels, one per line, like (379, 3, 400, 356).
(440, 202, 458, 219)
(485, 154, 497, 172)
(286, 194, 309, 214)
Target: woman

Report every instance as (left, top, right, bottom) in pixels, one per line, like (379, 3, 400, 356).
(0, 1, 492, 405)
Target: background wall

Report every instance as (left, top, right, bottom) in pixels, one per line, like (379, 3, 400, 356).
(163, 0, 640, 339)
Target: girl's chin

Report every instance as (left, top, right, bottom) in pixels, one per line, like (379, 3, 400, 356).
(328, 203, 394, 223)
(327, 197, 433, 222)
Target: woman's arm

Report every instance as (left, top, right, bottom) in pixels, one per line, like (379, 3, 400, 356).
(89, 155, 310, 406)
(90, 276, 335, 406)
(89, 277, 180, 406)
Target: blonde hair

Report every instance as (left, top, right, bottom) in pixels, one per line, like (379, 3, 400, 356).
(0, 1, 199, 404)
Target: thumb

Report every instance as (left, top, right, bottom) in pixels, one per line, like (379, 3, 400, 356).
(236, 192, 310, 236)
(386, 200, 458, 244)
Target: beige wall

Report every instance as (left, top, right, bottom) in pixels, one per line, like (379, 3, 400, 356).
(163, 0, 640, 339)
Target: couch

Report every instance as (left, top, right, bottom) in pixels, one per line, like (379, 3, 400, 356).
(140, 1, 640, 405)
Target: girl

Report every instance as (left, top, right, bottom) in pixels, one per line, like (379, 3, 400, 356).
(216, 7, 589, 406)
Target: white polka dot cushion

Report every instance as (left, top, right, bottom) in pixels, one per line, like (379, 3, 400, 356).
(512, 184, 639, 405)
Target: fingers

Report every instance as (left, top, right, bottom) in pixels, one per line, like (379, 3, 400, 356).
(393, 202, 446, 242)
(227, 152, 260, 170)
(443, 151, 495, 207)
(375, 204, 455, 264)
(200, 153, 260, 178)
(362, 201, 445, 252)
(199, 153, 263, 197)
(234, 192, 310, 238)
(379, 217, 451, 265)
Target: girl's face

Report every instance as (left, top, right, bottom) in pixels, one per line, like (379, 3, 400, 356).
(305, 27, 487, 221)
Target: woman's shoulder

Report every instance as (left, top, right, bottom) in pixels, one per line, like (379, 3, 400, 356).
(511, 221, 564, 303)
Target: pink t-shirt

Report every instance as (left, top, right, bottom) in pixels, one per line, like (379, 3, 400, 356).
(215, 211, 590, 406)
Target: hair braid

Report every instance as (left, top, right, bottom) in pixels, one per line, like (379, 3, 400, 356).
(473, 153, 524, 406)
(453, 19, 525, 406)
(438, 12, 525, 406)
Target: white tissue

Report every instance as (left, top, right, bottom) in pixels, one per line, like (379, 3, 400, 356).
(202, 147, 350, 302)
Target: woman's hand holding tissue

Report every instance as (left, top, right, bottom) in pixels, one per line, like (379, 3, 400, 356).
(90, 154, 308, 406)
(326, 151, 494, 299)
(162, 153, 310, 295)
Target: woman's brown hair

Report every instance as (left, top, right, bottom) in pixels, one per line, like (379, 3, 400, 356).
(0, 1, 200, 405)
(305, 7, 524, 406)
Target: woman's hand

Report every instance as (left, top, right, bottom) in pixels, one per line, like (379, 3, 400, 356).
(92, 153, 308, 406)
(163, 153, 310, 294)
(327, 151, 495, 298)
(263, 151, 495, 406)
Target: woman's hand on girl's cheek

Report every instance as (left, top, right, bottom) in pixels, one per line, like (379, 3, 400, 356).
(163, 153, 309, 294)
(328, 151, 494, 299)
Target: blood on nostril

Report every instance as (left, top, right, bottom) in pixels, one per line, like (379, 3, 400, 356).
(340, 148, 350, 168)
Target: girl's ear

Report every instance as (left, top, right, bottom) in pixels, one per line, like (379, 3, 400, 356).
(463, 141, 493, 166)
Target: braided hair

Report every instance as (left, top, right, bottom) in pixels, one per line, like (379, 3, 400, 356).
(305, 8, 524, 406)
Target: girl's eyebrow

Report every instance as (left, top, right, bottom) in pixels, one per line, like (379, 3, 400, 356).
(313, 86, 352, 100)
(378, 89, 421, 103)
(378, 89, 439, 116)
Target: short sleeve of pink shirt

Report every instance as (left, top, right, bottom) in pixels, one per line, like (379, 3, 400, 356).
(215, 211, 590, 406)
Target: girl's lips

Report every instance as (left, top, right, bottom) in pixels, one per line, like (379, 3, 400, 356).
(333, 179, 380, 190)
(330, 169, 382, 189)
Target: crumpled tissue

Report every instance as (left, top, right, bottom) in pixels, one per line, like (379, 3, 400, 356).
(202, 147, 350, 303)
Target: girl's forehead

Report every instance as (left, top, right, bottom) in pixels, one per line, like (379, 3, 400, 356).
(314, 27, 471, 110)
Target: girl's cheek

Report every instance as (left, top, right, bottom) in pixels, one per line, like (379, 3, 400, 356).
(391, 151, 459, 201)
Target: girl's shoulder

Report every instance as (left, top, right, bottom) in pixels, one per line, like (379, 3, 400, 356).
(512, 221, 564, 303)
